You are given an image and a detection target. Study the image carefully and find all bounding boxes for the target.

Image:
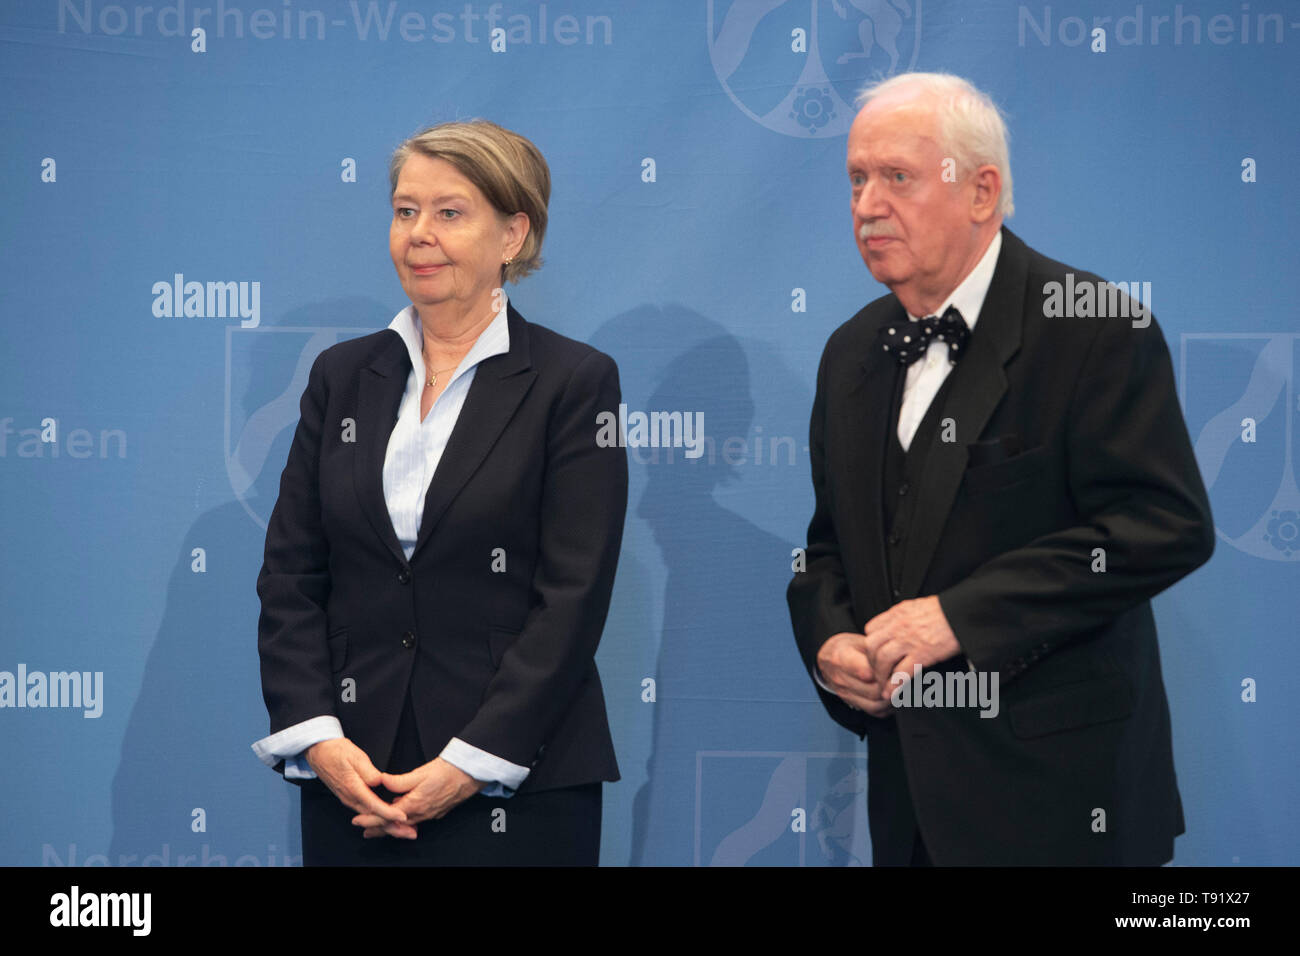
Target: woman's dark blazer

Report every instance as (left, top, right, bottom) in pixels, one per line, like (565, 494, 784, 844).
(256, 303, 627, 792)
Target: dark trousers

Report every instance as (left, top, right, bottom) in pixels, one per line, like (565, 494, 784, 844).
(301, 693, 602, 866)
(910, 828, 933, 867)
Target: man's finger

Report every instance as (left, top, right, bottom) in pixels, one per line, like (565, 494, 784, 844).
(873, 643, 907, 687)
(864, 606, 898, 637)
(892, 655, 917, 686)
(862, 628, 891, 672)
(827, 668, 880, 699)
(860, 698, 894, 717)
(840, 687, 895, 716)
(824, 644, 875, 685)
(835, 672, 895, 711)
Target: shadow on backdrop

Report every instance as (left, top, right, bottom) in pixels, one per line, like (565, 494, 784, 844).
(592, 304, 869, 866)
(110, 297, 387, 866)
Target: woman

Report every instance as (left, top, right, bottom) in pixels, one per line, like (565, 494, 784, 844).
(252, 120, 627, 865)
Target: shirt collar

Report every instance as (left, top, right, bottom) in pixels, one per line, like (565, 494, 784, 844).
(387, 295, 511, 387)
(905, 229, 1002, 331)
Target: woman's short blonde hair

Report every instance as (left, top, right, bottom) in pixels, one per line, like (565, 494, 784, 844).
(389, 120, 550, 284)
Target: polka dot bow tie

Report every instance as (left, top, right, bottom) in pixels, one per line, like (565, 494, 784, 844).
(877, 306, 970, 366)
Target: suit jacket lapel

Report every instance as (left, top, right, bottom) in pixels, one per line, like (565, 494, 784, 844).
(354, 331, 411, 566)
(897, 226, 1027, 597)
(410, 304, 538, 562)
(845, 304, 906, 617)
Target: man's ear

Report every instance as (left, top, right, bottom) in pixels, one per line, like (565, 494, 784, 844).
(969, 164, 1002, 224)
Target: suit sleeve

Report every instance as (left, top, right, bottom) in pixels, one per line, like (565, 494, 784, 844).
(939, 314, 1215, 681)
(787, 345, 872, 737)
(454, 350, 628, 765)
(256, 349, 337, 740)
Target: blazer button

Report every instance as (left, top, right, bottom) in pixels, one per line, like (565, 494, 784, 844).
(898, 481, 910, 496)
(892, 587, 901, 599)
(401, 631, 416, 649)
(889, 531, 901, 546)
(397, 568, 411, 585)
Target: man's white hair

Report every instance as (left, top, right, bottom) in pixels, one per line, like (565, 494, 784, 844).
(856, 72, 1014, 218)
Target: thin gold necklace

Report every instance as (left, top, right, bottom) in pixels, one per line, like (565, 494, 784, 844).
(425, 365, 457, 388)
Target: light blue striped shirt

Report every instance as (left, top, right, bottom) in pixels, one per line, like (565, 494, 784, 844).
(251, 299, 529, 796)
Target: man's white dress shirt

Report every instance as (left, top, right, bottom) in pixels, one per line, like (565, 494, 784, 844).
(895, 230, 1001, 449)
(815, 231, 1002, 697)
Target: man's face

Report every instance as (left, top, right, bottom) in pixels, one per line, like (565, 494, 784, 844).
(846, 97, 978, 309)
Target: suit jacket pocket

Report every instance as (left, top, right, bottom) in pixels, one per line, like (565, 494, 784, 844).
(487, 626, 522, 669)
(1008, 671, 1134, 739)
(963, 445, 1049, 496)
(327, 628, 350, 674)
(966, 433, 1024, 467)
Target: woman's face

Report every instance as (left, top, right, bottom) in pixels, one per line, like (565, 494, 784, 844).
(389, 153, 526, 318)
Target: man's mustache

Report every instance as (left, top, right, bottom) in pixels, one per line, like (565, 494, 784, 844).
(859, 223, 898, 241)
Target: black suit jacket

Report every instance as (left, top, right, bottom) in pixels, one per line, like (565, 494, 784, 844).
(257, 303, 626, 793)
(788, 228, 1214, 865)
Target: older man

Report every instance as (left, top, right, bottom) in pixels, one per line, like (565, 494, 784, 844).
(787, 73, 1214, 866)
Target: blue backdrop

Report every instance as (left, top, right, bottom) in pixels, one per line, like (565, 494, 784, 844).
(2, 0, 1296, 866)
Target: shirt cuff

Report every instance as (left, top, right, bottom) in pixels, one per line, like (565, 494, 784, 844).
(439, 737, 530, 797)
(814, 665, 861, 711)
(813, 664, 834, 694)
(250, 715, 344, 779)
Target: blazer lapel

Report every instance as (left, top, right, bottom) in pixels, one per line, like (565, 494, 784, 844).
(844, 304, 906, 617)
(897, 227, 1027, 597)
(410, 304, 538, 561)
(354, 331, 411, 566)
